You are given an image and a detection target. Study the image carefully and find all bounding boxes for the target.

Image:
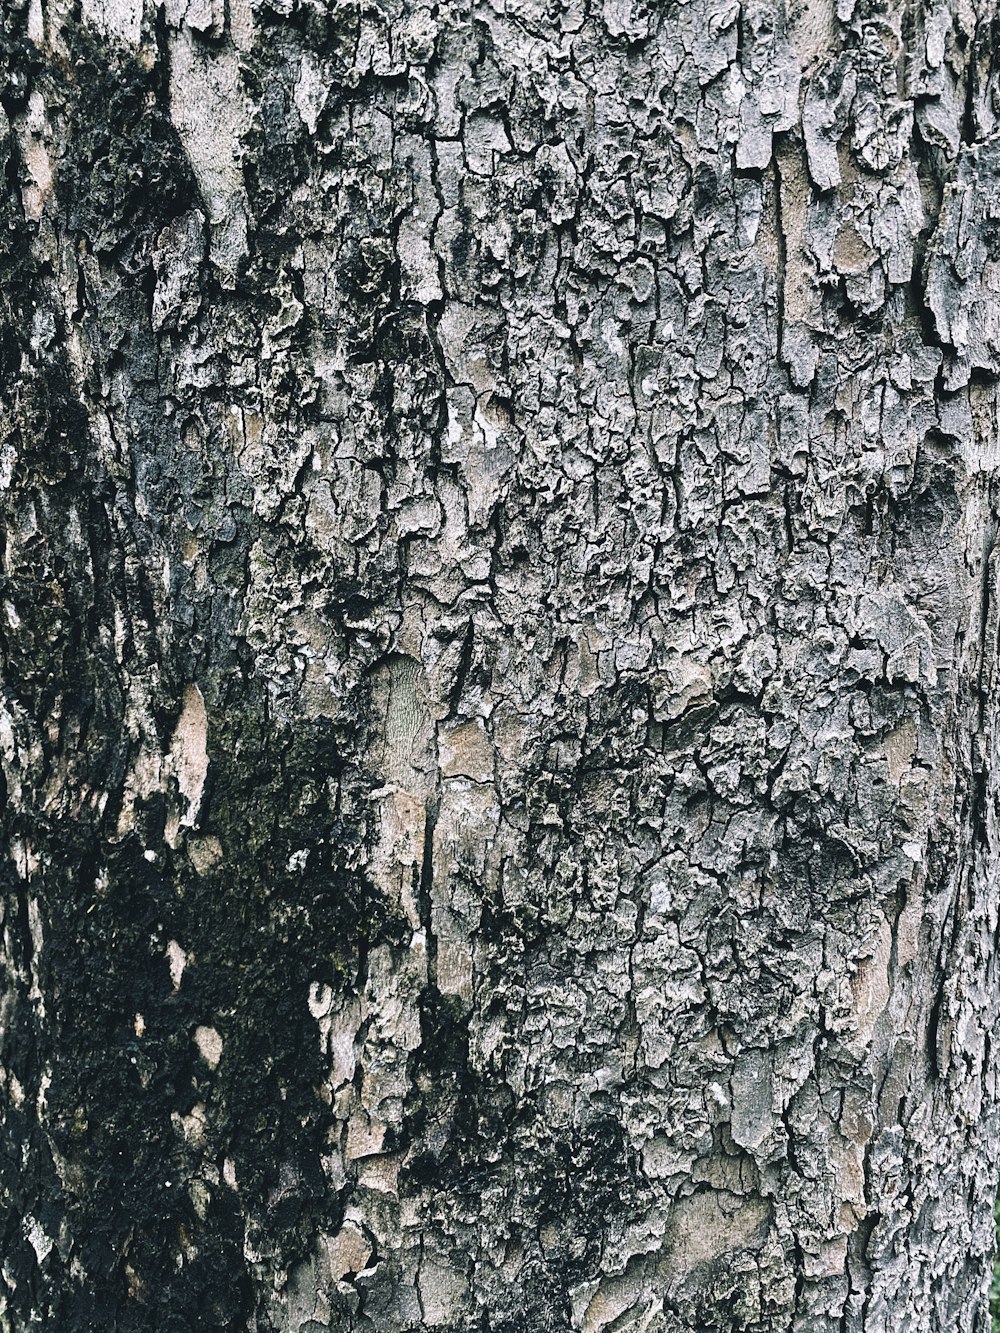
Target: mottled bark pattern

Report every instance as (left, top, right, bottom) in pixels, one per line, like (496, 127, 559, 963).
(1, 0, 999, 1329)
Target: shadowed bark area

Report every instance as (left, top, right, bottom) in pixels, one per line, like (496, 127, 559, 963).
(1, 0, 1000, 1330)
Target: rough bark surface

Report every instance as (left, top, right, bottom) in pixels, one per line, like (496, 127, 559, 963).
(2, 0, 1000, 1329)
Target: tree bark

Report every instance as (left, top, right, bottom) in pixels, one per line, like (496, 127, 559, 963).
(1, 0, 1000, 1329)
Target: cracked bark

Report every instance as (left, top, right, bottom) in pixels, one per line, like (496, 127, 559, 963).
(1, 0, 1000, 1330)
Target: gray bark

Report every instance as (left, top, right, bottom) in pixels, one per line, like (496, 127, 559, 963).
(1, 0, 999, 1330)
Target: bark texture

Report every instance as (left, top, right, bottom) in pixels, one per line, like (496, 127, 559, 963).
(2, 0, 1000, 1330)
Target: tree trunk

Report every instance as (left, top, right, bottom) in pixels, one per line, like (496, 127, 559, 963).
(2, 0, 999, 1329)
